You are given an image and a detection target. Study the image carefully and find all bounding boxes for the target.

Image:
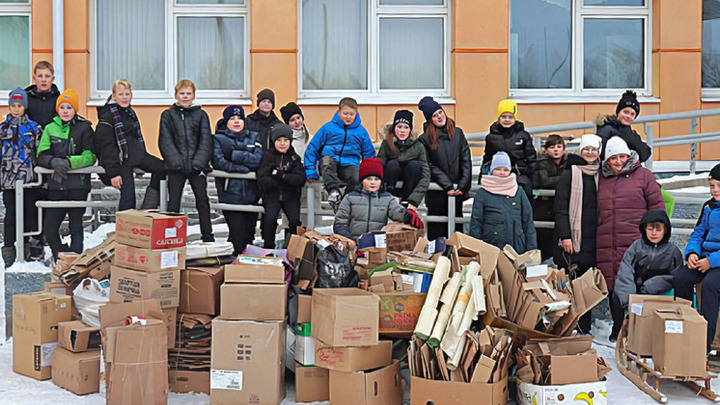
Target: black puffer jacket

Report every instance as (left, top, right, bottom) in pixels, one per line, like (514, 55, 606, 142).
(257, 146, 306, 202)
(96, 101, 150, 178)
(24, 84, 60, 128)
(158, 104, 213, 173)
(418, 124, 472, 196)
(481, 121, 537, 182)
(533, 154, 566, 221)
(553, 153, 599, 273)
(595, 115, 651, 163)
(245, 110, 281, 152)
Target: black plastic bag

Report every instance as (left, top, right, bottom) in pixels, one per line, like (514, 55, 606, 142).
(315, 245, 358, 288)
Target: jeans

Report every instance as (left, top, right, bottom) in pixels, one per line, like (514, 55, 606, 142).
(383, 159, 423, 204)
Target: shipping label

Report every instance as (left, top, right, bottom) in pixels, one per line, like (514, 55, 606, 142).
(211, 369, 243, 391)
(665, 320, 683, 334)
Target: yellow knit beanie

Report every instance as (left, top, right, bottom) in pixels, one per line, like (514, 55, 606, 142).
(497, 99, 518, 120)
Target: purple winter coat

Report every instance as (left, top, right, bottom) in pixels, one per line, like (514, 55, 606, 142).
(596, 153, 664, 291)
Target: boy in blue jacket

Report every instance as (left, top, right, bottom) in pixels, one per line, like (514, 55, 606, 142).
(673, 163, 720, 352)
(304, 97, 375, 212)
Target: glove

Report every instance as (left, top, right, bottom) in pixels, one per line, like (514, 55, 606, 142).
(271, 168, 284, 180)
(404, 209, 424, 229)
(50, 158, 71, 181)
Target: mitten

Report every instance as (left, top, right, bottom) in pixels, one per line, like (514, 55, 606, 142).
(404, 209, 424, 229)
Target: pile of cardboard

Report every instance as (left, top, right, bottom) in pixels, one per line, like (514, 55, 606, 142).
(52, 320, 102, 395)
(54, 234, 115, 289)
(211, 256, 287, 404)
(287, 228, 357, 290)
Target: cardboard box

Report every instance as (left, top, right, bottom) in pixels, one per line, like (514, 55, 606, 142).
(410, 376, 508, 405)
(104, 318, 165, 364)
(169, 370, 210, 394)
(378, 292, 426, 338)
(161, 307, 178, 348)
(627, 294, 691, 356)
(297, 294, 312, 324)
(13, 292, 72, 380)
(179, 266, 224, 315)
(382, 223, 423, 252)
(311, 288, 379, 347)
(219, 283, 287, 321)
(115, 209, 187, 249)
(211, 319, 285, 405)
(287, 234, 316, 288)
(446, 233, 501, 277)
(224, 257, 285, 284)
(329, 360, 403, 405)
(114, 244, 186, 272)
(58, 320, 100, 352)
(295, 323, 315, 366)
(516, 380, 607, 405)
(523, 336, 598, 385)
(51, 347, 100, 395)
(295, 364, 329, 403)
(315, 340, 392, 372)
(98, 299, 164, 352)
(652, 305, 708, 377)
(109, 265, 180, 309)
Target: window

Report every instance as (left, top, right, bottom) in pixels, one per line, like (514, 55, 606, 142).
(509, 0, 650, 97)
(703, 0, 720, 94)
(299, 0, 449, 101)
(0, 1, 31, 93)
(90, 0, 249, 103)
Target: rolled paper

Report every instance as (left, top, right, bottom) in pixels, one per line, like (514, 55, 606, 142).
(413, 256, 451, 340)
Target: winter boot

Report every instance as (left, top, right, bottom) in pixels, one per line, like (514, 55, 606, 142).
(2, 246, 16, 268)
(140, 187, 161, 210)
(28, 238, 45, 261)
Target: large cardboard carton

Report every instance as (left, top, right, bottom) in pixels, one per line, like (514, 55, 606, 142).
(109, 265, 180, 309)
(329, 360, 403, 405)
(219, 283, 287, 321)
(382, 222, 423, 252)
(311, 288, 379, 347)
(179, 266, 224, 315)
(13, 292, 72, 380)
(297, 294, 312, 323)
(169, 370, 210, 394)
(410, 376, 508, 405)
(98, 299, 164, 352)
(114, 244, 186, 272)
(161, 307, 178, 348)
(524, 336, 598, 385)
(51, 347, 100, 395)
(627, 294, 691, 356)
(378, 292, 426, 338)
(315, 340, 392, 372)
(223, 257, 285, 283)
(115, 210, 187, 249)
(652, 305, 708, 377)
(211, 319, 285, 405)
(58, 320, 100, 352)
(295, 364, 329, 403)
(516, 380, 607, 405)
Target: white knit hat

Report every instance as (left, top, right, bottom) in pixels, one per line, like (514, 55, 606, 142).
(579, 134, 602, 154)
(489, 151, 512, 173)
(604, 136, 631, 159)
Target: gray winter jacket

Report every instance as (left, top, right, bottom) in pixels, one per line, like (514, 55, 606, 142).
(333, 188, 407, 240)
(614, 210, 683, 308)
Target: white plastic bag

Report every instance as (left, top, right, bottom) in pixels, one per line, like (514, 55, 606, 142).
(72, 278, 110, 327)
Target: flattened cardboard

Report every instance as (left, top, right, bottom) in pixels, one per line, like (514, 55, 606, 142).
(329, 360, 403, 405)
(297, 294, 312, 324)
(409, 375, 508, 405)
(516, 379, 607, 405)
(13, 292, 72, 380)
(109, 265, 180, 309)
(51, 347, 100, 395)
(652, 305, 708, 377)
(311, 288, 379, 347)
(114, 244, 186, 272)
(314, 340, 392, 372)
(378, 292, 426, 338)
(219, 283, 287, 321)
(169, 370, 210, 394)
(295, 364, 329, 403)
(179, 266, 224, 315)
(210, 319, 285, 405)
(627, 294, 691, 356)
(115, 210, 187, 249)
(223, 259, 285, 284)
(58, 320, 100, 352)
(447, 233, 501, 277)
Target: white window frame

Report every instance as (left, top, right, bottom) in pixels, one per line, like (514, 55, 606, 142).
(509, 1, 651, 100)
(297, 0, 452, 105)
(89, 0, 250, 106)
(702, 0, 720, 100)
(0, 0, 32, 103)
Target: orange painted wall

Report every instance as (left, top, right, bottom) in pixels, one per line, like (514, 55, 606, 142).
(26, 0, 718, 162)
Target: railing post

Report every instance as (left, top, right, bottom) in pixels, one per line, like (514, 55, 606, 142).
(159, 179, 168, 212)
(307, 183, 315, 230)
(447, 195, 456, 237)
(15, 180, 24, 264)
(644, 124, 653, 172)
(690, 117, 698, 174)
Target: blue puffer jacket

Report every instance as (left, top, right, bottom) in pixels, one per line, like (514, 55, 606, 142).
(687, 200, 720, 268)
(0, 114, 42, 190)
(212, 128, 263, 205)
(304, 112, 375, 180)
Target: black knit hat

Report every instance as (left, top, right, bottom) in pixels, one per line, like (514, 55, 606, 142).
(256, 88, 275, 108)
(280, 102, 303, 124)
(392, 110, 413, 132)
(616, 90, 640, 117)
(271, 123, 293, 143)
(222, 105, 245, 122)
(418, 96, 443, 123)
(710, 163, 720, 181)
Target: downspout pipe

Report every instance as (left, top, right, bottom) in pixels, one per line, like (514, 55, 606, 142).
(52, 0, 64, 91)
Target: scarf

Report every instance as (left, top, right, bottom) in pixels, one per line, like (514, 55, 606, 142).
(480, 173, 518, 197)
(107, 96, 144, 164)
(569, 164, 599, 252)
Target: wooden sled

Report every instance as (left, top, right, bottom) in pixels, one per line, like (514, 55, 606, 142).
(615, 320, 720, 403)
